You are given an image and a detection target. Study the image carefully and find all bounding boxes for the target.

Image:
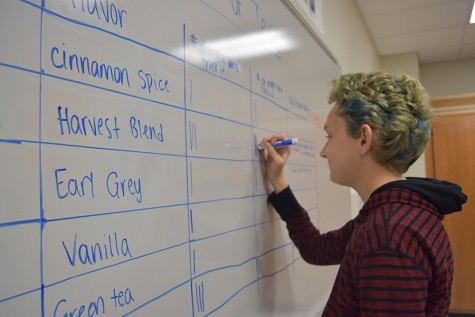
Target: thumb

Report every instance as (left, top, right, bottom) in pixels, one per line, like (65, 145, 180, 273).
(264, 142, 290, 163)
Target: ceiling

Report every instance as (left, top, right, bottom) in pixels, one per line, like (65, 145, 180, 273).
(355, 0, 475, 64)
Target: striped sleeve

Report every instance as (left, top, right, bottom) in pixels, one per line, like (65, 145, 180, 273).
(268, 186, 355, 265)
(358, 248, 429, 316)
(285, 211, 355, 265)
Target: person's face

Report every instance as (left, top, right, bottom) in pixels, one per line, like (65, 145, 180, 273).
(320, 104, 362, 187)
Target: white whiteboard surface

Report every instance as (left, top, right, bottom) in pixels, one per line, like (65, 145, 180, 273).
(0, 0, 350, 316)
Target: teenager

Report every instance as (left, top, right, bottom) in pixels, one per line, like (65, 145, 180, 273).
(259, 71, 467, 316)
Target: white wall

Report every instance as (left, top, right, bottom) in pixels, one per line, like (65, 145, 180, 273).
(306, 1, 475, 214)
(381, 52, 419, 79)
(314, 0, 380, 73)
(305, 0, 380, 217)
(314, 1, 475, 98)
(420, 59, 475, 97)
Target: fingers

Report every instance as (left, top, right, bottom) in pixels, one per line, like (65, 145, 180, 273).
(262, 134, 286, 144)
(259, 135, 291, 193)
(259, 134, 291, 161)
(259, 134, 287, 150)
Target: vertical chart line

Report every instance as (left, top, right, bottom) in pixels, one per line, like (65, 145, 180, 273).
(249, 65, 261, 297)
(39, 1, 45, 316)
(182, 23, 196, 317)
(0, 2, 345, 315)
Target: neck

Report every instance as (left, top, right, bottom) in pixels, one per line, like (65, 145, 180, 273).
(353, 165, 405, 202)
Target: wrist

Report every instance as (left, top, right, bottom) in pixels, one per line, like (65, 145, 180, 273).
(271, 177, 288, 194)
(268, 186, 303, 220)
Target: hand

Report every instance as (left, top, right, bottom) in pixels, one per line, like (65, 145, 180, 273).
(259, 134, 290, 193)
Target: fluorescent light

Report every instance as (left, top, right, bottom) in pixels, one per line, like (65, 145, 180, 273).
(471, 0, 475, 24)
(181, 30, 296, 64)
(206, 30, 296, 59)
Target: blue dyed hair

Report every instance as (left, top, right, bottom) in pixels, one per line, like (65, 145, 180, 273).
(328, 71, 432, 173)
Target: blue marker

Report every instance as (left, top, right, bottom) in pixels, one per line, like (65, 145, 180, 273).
(258, 137, 298, 150)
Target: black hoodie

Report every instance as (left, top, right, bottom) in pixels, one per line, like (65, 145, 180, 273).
(373, 177, 468, 215)
(269, 177, 468, 316)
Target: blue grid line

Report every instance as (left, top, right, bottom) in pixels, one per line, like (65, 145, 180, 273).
(0, 1, 324, 315)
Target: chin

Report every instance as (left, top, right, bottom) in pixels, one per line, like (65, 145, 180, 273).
(329, 173, 339, 184)
(329, 173, 349, 187)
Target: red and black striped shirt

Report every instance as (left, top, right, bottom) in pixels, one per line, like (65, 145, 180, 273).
(269, 183, 460, 316)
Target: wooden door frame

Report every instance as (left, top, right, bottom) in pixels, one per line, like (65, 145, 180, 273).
(425, 93, 475, 178)
(425, 93, 475, 313)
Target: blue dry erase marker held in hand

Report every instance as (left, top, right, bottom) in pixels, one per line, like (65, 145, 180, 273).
(258, 138, 298, 150)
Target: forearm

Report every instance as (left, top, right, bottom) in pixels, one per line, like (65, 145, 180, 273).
(270, 176, 288, 194)
(268, 186, 351, 265)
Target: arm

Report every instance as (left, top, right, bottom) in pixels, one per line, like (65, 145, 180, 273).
(260, 135, 354, 265)
(269, 186, 354, 265)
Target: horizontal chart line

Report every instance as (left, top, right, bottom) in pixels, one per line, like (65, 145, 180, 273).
(0, 61, 314, 143)
(125, 250, 301, 317)
(0, 218, 43, 228)
(18, 1, 316, 125)
(0, 3, 328, 316)
(0, 137, 317, 164)
(204, 256, 301, 317)
(0, 177, 316, 227)
(1, 238, 297, 305)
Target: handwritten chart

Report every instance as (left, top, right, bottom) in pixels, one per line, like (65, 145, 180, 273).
(0, 1, 349, 316)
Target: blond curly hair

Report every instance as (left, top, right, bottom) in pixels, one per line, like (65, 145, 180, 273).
(328, 71, 432, 173)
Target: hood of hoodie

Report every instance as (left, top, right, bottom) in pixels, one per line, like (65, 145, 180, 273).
(372, 177, 468, 215)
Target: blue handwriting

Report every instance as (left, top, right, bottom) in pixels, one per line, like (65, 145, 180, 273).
(53, 295, 105, 317)
(110, 287, 135, 308)
(62, 232, 132, 267)
(137, 70, 170, 94)
(71, 0, 127, 29)
(106, 171, 142, 203)
(51, 43, 131, 88)
(130, 116, 164, 142)
(57, 106, 120, 140)
(55, 168, 95, 199)
(54, 169, 143, 203)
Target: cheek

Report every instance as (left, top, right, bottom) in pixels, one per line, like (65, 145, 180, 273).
(324, 141, 338, 160)
(326, 141, 349, 169)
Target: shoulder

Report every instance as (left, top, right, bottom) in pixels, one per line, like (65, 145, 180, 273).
(357, 188, 450, 273)
(362, 189, 444, 244)
(361, 187, 443, 233)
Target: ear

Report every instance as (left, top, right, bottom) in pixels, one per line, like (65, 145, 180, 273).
(359, 124, 373, 156)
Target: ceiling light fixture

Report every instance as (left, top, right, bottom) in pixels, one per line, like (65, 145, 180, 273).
(205, 30, 296, 60)
(180, 30, 297, 64)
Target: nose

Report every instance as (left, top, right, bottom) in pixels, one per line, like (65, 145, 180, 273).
(319, 146, 326, 158)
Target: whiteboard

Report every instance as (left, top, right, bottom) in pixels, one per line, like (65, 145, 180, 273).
(0, 0, 350, 316)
